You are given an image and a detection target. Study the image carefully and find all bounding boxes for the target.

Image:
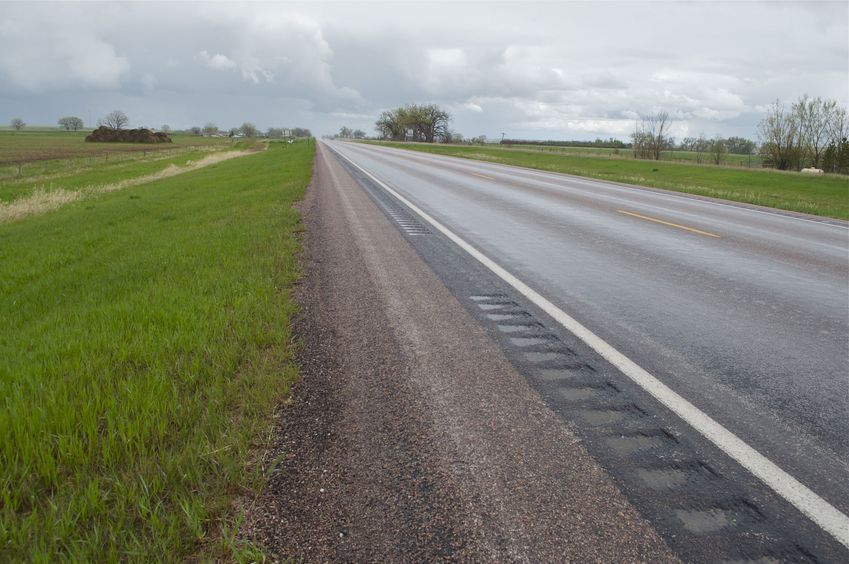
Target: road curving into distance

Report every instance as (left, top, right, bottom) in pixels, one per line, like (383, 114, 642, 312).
(326, 140, 849, 558)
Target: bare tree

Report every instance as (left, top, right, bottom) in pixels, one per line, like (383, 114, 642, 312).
(646, 111, 671, 160)
(795, 95, 836, 168)
(826, 105, 848, 156)
(58, 116, 84, 131)
(160, 124, 171, 133)
(820, 105, 849, 174)
(831, 106, 848, 141)
(758, 99, 800, 170)
(10, 117, 25, 131)
(202, 122, 218, 136)
(101, 110, 128, 130)
(631, 111, 671, 160)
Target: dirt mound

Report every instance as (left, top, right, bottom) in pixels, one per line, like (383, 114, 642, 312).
(85, 126, 172, 144)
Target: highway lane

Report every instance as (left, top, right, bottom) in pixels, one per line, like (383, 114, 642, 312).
(327, 141, 849, 531)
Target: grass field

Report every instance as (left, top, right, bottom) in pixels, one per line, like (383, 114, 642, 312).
(503, 143, 762, 167)
(0, 140, 313, 560)
(367, 141, 849, 220)
(0, 130, 230, 163)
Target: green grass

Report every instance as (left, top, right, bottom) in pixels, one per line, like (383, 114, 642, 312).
(0, 140, 314, 561)
(367, 141, 849, 220)
(504, 143, 762, 166)
(0, 149, 219, 204)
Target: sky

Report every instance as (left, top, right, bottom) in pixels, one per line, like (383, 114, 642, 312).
(1, 1, 847, 141)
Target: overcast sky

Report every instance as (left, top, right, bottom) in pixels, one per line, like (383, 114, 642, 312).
(1, 1, 846, 141)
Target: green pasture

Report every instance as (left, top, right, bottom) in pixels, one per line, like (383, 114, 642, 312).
(0, 140, 314, 560)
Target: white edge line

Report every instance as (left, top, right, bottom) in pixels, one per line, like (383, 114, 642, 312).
(342, 140, 849, 231)
(328, 141, 849, 549)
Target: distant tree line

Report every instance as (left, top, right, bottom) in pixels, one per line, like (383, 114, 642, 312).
(184, 123, 311, 138)
(374, 104, 452, 142)
(758, 95, 848, 173)
(335, 126, 366, 139)
(679, 136, 756, 155)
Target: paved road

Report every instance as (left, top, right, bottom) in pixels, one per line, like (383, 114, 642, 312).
(244, 142, 675, 561)
(327, 140, 849, 552)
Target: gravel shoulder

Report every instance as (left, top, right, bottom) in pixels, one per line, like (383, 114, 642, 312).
(242, 142, 678, 562)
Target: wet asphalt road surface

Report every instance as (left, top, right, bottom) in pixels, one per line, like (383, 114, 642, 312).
(246, 140, 849, 561)
(328, 141, 849, 516)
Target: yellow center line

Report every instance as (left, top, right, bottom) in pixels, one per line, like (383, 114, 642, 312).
(617, 209, 721, 238)
(470, 172, 495, 181)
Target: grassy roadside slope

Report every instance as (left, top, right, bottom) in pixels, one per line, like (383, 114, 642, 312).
(0, 148, 226, 203)
(366, 141, 849, 220)
(0, 140, 313, 560)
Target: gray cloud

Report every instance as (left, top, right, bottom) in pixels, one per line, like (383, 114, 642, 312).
(1, 1, 846, 140)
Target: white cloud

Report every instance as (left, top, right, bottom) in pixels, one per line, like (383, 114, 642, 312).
(197, 50, 237, 71)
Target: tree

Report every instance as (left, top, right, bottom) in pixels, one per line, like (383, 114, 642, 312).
(824, 105, 849, 173)
(374, 104, 452, 142)
(827, 106, 848, 149)
(266, 127, 284, 139)
(291, 127, 311, 138)
(758, 99, 800, 170)
(160, 124, 171, 133)
(710, 137, 727, 165)
(58, 116, 84, 131)
(202, 122, 218, 136)
(822, 137, 849, 175)
(240, 122, 258, 138)
(794, 95, 835, 169)
(10, 118, 25, 131)
(631, 111, 671, 160)
(375, 109, 406, 140)
(723, 136, 757, 155)
(101, 110, 128, 130)
(414, 104, 451, 142)
(189, 126, 202, 135)
(338, 126, 353, 138)
(352, 129, 366, 139)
